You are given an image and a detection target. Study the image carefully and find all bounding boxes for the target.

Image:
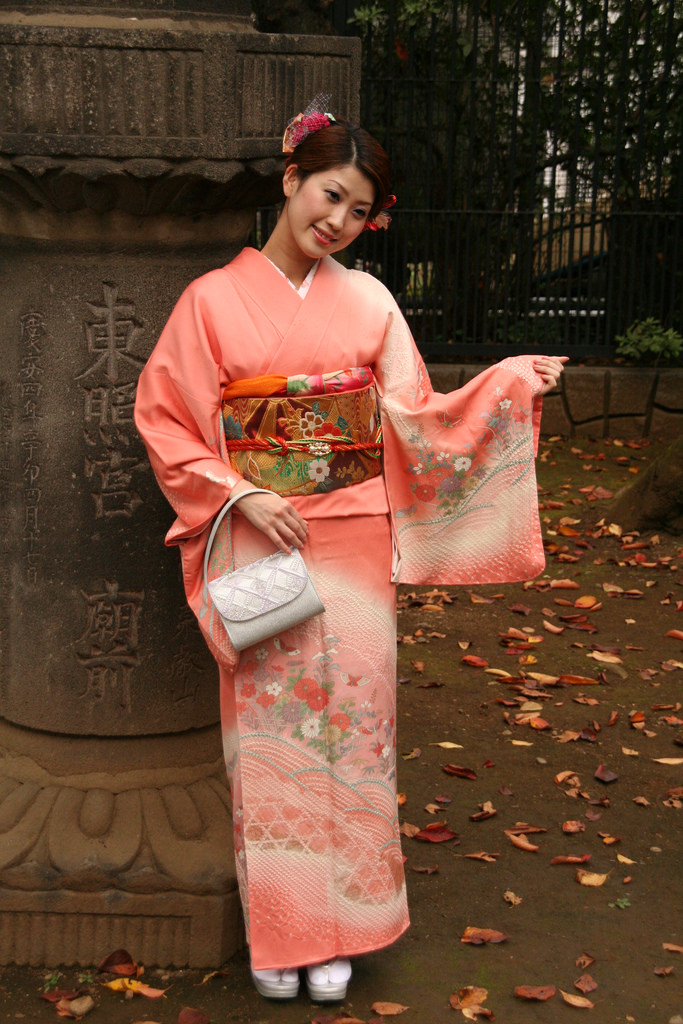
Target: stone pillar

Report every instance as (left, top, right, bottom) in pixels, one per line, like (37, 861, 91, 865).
(0, 0, 359, 966)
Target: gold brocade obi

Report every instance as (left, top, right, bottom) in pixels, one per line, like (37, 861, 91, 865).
(221, 367, 382, 497)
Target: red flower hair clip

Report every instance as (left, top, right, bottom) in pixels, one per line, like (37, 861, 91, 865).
(365, 193, 397, 232)
(282, 94, 336, 154)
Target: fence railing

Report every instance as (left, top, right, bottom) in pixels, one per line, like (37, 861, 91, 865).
(324, 0, 683, 359)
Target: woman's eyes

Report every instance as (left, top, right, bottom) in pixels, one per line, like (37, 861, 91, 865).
(325, 190, 369, 219)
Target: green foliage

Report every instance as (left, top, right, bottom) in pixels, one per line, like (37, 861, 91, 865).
(615, 318, 683, 365)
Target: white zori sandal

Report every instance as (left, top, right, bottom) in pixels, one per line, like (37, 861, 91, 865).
(305, 958, 352, 1001)
(250, 965, 300, 999)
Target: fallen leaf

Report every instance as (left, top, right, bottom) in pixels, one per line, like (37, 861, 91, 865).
(464, 851, 500, 862)
(371, 1002, 409, 1015)
(574, 974, 598, 994)
(470, 801, 497, 821)
(576, 952, 596, 969)
(442, 764, 477, 779)
(97, 949, 138, 977)
(588, 650, 623, 664)
(576, 869, 609, 886)
(617, 854, 636, 865)
(558, 674, 601, 686)
(505, 831, 539, 852)
(461, 926, 509, 944)
(410, 660, 425, 673)
(514, 985, 556, 1000)
(449, 986, 493, 1018)
(402, 747, 421, 760)
(41, 991, 82, 1004)
(595, 764, 618, 783)
(399, 822, 420, 838)
(462, 655, 489, 668)
(562, 820, 586, 833)
(410, 864, 439, 874)
(633, 796, 651, 806)
(503, 890, 523, 906)
(653, 758, 683, 765)
(560, 989, 595, 1008)
(551, 854, 592, 865)
(654, 966, 674, 976)
(621, 747, 639, 756)
(663, 942, 683, 954)
(178, 1010, 212, 1024)
(414, 822, 460, 843)
(430, 741, 463, 749)
(102, 978, 167, 998)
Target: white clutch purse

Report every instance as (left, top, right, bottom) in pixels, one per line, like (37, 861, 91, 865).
(203, 487, 324, 651)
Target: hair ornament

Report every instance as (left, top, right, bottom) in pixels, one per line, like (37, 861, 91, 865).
(365, 193, 397, 232)
(282, 93, 336, 154)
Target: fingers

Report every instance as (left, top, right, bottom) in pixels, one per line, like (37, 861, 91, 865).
(533, 355, 568, 395)
(233, 491, 309, 553)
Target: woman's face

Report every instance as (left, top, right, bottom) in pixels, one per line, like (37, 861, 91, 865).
(281, 162, 375, 261)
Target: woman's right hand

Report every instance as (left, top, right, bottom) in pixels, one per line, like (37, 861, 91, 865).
(229, 480, 308, 553)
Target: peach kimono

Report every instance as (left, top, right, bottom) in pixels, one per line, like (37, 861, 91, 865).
(134, 247, 546, 970)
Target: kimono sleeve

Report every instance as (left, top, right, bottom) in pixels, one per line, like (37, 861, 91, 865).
(134, 279, 244, 545)
(373, 303, 546, 586)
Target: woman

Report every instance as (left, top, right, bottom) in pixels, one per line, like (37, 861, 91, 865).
(134, 99, 566, 1002)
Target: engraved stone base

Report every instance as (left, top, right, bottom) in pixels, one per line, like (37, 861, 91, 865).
(0, 719, 242, 967)
(0, 890, 243, 968)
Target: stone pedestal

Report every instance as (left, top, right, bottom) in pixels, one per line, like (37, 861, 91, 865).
(0, 0, 359, 966)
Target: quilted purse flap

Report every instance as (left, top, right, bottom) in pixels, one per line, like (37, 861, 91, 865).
(207, 549, 309, 623)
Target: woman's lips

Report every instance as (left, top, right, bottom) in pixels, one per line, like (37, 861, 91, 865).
(312, 226, 336, 245)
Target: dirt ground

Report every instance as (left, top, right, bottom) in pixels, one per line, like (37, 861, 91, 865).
(0, 436, 681, 1024)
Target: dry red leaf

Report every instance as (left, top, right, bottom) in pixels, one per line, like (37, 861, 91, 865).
(178, 1010, 212, 1024)
(654, 966, 674, 976)
(574, 973, 598, 993)
(442, 764, 478, 780)
(41, 991, 82, 1004)
(97, 948, 138, 977)
(461, 926, 509, 944)
(562, 820, 586, 833)
(576, 952, 596, 969)
(594, 764, 618, 783)
(514, 985, 556, 1001)
(370, 1001, 409, 1015)
(558, 674, 600, 686)
(414, 822, 460, 843)
(461, 655, 489, 668)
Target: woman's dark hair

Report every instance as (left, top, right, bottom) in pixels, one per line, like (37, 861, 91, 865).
(286, 118, 392, 220)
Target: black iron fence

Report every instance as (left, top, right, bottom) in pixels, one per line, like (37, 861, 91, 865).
(256, 0, 683, 359)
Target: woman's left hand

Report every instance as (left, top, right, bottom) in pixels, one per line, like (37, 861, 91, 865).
(533, 355, 569, 395)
